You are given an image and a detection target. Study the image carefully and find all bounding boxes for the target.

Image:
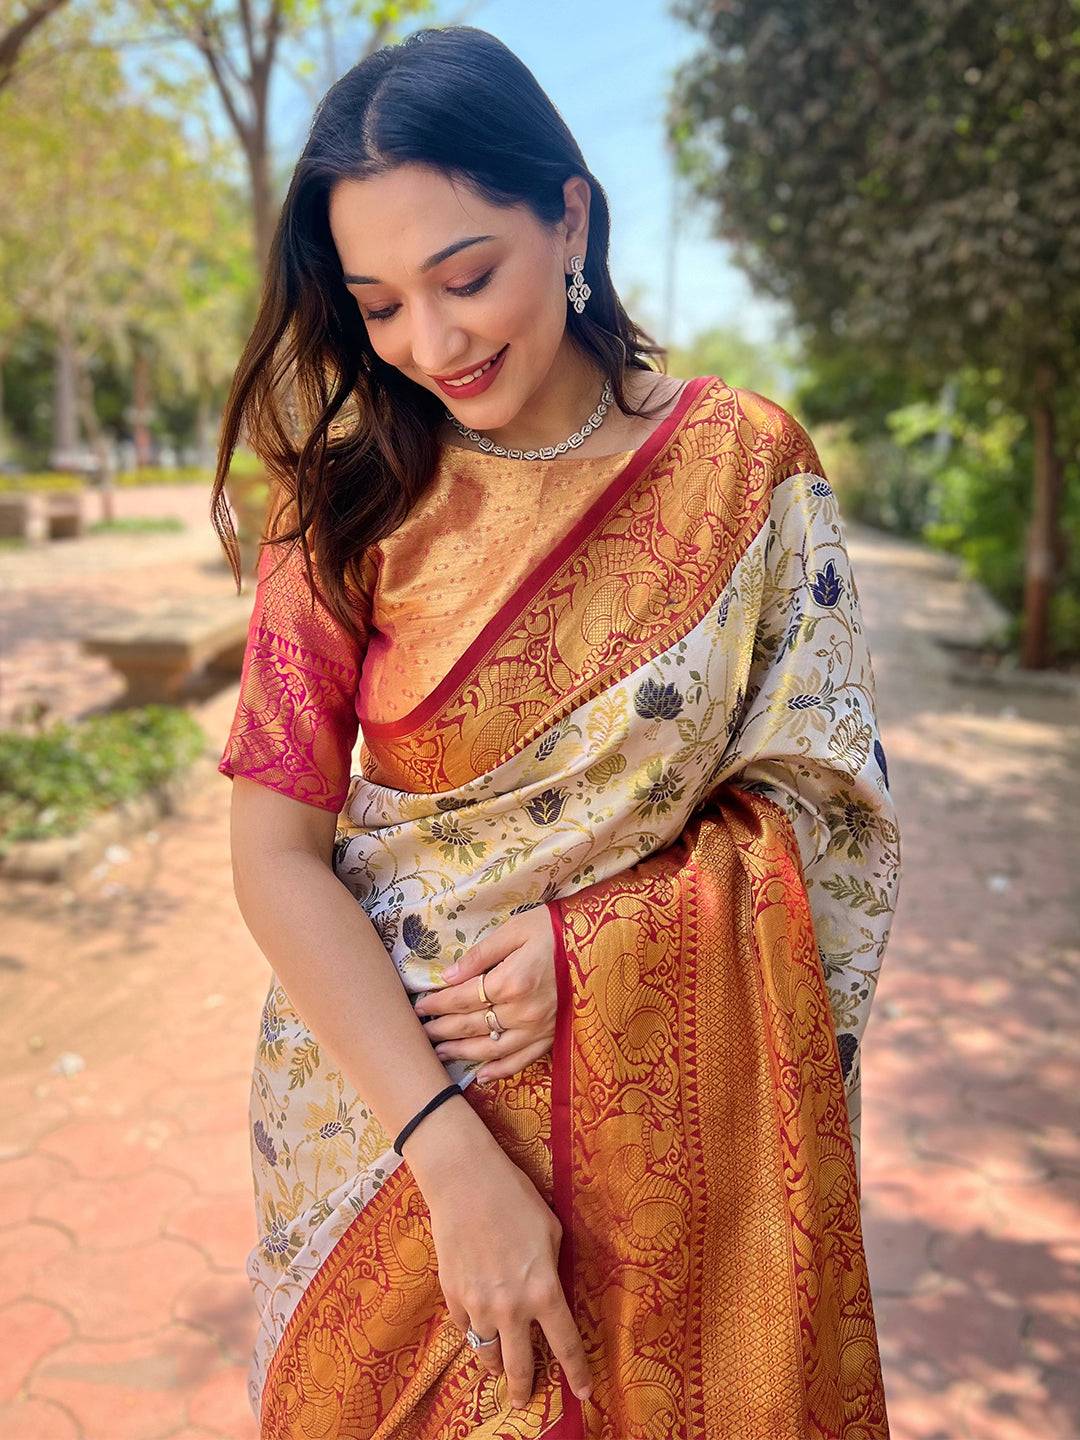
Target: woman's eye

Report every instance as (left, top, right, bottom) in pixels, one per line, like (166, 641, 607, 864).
(451, 268, 495, 298)
(362, 269, 495, 324)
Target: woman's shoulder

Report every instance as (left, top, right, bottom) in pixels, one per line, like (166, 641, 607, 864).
(697, 376, 825, 482)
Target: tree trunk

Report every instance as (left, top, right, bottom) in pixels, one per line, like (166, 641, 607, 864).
(0, 353, 7, 462)
(249, 138, 274, 279)
(75, 357, 114, 523)
(1020, 362, 1064, 670)
(131, 339, 154, 467)
(51, 313, 79, 468)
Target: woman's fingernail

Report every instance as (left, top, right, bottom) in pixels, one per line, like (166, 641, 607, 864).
(443, 963, 459, 979)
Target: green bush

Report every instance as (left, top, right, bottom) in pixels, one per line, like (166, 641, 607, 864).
(0, 471, 84, 492)
(817, 422, 935, 535)
(0, 705, 207, 851)
(813, 372, 1080, 663)
(113, 466, 210, 487)
(0, 450, 264, 492)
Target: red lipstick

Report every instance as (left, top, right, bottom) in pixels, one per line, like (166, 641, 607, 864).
(433, 344, 509, 399)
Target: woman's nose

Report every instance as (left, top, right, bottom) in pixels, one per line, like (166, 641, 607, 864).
(407, 309, 470, 379)
(413, 346, 471, 380)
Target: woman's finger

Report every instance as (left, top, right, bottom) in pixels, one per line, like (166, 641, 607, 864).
(535, 1289, 593, 1402)
(447, 1298, 502, 1378)
(433, 1026, 533, 1062)
(415, 955, 513, 1018)
(424, 1005, 515, 1043)
(473, 1329, 503, 1381)
(473, 1037, 554, 1081)
(498, 1318, 536, 1410)
(441, 917, 526, 984)
(426, 996, 543, 1043)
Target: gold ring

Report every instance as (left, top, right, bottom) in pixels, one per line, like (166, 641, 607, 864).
(477, 972, 490, 1007)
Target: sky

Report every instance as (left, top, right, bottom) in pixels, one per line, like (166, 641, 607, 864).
(271, 0, 792, 357)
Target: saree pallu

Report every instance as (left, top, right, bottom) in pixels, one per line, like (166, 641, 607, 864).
(224, 376, 901, 1437)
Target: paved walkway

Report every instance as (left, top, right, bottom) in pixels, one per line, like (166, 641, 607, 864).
(853, 529, 1080, 1439)
(1, 496, 1078, 1438)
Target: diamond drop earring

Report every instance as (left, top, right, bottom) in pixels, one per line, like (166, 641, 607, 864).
(566, 254, 591, 313)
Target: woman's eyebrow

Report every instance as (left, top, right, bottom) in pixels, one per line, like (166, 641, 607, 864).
(342, 234, 496, 285)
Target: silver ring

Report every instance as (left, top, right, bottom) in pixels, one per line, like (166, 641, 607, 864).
(466, 1326, 499, 1348)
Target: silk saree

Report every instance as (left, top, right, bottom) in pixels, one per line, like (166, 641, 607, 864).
(218, 373, 901, 1437)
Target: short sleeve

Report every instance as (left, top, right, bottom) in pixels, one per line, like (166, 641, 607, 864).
(217, 538, 371, 813)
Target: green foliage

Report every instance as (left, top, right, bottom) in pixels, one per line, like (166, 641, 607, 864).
(112, 466, 210, 487)
(811, 361, 1080, 659)
(668, 326, 794, 405)
(667, 1, 1080, 663)
(225, 448, 265, 477)
(811, 424, 935, 537)
(0, 472, 84, 492)
(668, 0, 1080, 421)
(0, 18, 258, 462)
(0, 451, 262, 490)
(0, 704, 207, 850)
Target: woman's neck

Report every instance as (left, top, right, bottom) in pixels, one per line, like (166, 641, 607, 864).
(437, 356, 683, 460)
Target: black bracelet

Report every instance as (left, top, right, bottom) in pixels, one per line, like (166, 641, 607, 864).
(393, 1082, 464, 1158)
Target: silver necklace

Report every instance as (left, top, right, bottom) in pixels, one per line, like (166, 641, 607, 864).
(444, 379, 614, 461)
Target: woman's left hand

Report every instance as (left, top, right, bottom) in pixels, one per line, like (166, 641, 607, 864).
(413, 905, 557, 1081)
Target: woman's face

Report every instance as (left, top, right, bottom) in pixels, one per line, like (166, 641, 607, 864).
(329, 163, 589, 426)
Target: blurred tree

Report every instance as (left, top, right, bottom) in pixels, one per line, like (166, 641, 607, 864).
(0, 0, 69, 90)
(668, 0, 1080, 668)
(0, 25, 255, 468)
(145, 0, 437, 276)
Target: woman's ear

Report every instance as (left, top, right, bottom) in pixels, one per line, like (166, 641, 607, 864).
(561, 174, 591, 260)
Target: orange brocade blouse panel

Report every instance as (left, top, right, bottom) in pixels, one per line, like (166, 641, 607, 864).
(217, 444, 638, 811)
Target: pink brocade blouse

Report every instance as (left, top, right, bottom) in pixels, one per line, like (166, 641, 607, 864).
(217, 443, 638, 812)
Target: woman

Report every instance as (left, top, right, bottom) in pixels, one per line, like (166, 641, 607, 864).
(214, 25, 900, 1439)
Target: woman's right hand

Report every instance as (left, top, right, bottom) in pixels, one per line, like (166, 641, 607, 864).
(424, 1139, 594, 1411)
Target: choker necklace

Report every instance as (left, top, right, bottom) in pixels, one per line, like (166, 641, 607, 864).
(444, 379, 614, 460)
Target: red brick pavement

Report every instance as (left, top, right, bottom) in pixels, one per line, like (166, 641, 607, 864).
(1, 497, 1078, 1438)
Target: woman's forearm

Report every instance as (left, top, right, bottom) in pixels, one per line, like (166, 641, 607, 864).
(231, 844, 501, 1197)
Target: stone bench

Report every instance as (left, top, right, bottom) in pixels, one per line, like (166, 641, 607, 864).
(0, 489, 87, 541)
(81, 596, 252, 706)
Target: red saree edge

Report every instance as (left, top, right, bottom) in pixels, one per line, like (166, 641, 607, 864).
(722, 798, 816, 1430)
(547, 897, 585, 1439)
(357, 375, 715, 739)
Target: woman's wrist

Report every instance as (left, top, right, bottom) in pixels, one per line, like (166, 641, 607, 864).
(398, 1091, 500, 1196)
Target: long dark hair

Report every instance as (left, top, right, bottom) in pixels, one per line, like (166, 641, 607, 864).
(210, 24, 669, 640)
